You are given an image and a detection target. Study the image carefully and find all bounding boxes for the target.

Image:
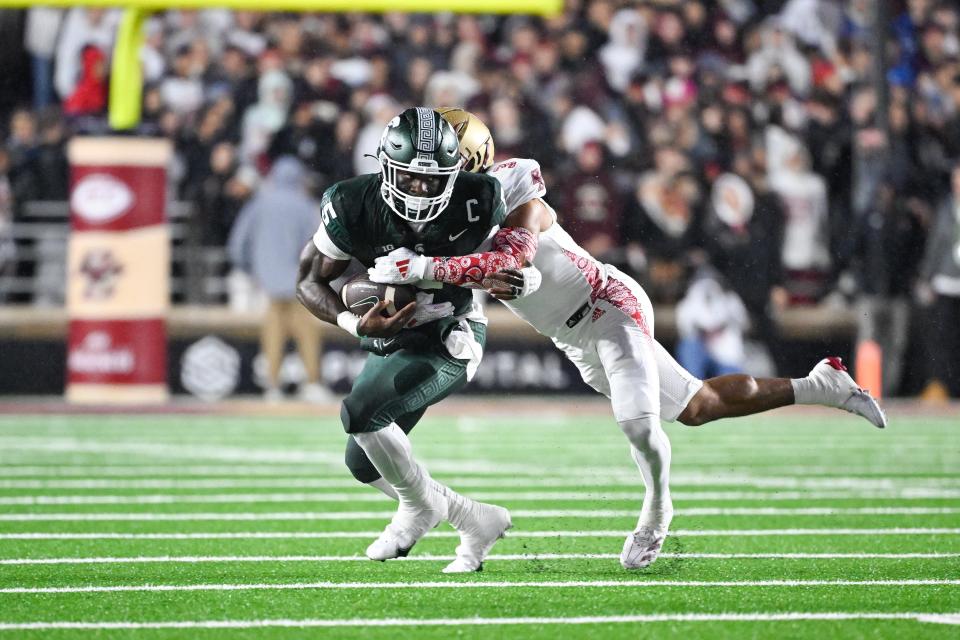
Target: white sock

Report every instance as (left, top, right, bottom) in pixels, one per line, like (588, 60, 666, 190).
(620, 415, 673, 531)
(367, 477, 398, 500)
(437, 484, 481, 530)
(352, 424, 444, 515)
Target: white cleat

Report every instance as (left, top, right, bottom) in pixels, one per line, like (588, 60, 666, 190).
(442, 503, 512, 573)
(621, 504, 672, 570)
(366, 506, 444, 561)
(808, 357, 887, 428)
(620, 525, 668, 570)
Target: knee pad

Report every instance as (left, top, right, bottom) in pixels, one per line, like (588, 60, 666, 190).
(618, 413, 660, 443)
(343, 437, 381, 483)
(340, 397, 377, 434)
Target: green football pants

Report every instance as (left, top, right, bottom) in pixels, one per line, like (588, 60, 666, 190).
(342, 320, 486, 483)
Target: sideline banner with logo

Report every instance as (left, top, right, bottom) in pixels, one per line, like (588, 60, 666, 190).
(66, 138, 172, 404)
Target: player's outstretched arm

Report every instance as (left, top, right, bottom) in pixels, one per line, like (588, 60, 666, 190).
(369, 199, 549, 289)
(430, 199, 549, 287)
(296, 242, 415, 338)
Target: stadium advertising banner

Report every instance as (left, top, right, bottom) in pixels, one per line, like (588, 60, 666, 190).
(65, 138, 172, 404)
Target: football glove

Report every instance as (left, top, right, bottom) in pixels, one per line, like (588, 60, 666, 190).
(483, 265, 543, 299)
(368, 247, 433, 285)
(406, 291, 454, 328)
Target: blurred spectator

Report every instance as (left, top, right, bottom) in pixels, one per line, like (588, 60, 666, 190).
(853, 183, 926, 396)
(353, 95, 398, 175)
(917, 163, 960, 397)
(675, 269, 749, 379)
(268, 101, 329, 173)
(24, 8, 63, 110)
(34, 108, 69, 200)
(159, 45, 204, 117)
(312, 110, 360, 186)
(241, 69, 293, 166)
(747, 18, 811, 97)
(6, 109, 40, 207)
(703, 168, 785, 324)
(626, 146, 702, 303)
(196, 143, 251, 247)
(227, 157, 327, 402)
(0, 148, 13, 303)
(768, 145, 831, 304)
(555, 141, 623, 262)
(63, 45, 108, 118)
(54, 8, 119, 102)
(599, 8, 646, 93)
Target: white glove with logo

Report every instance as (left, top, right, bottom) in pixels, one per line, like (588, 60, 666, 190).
(518, 265, 542, 296)
(368, 247, 433, 285)
(406, 291, 454, 328)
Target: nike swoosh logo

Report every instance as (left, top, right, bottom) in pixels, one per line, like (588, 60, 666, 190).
(350, 296, 379, 310)
(449, 229, 467, 241)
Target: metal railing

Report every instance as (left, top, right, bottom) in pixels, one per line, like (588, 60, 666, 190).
(4, 201, 229, 305)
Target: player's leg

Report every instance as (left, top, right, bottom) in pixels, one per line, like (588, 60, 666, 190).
(289, 303, 332, 402)
(680, 363, 886, 428)
(341, 321, 510, 571)
(260, 300, 286, 399)
(652, 340, 886, 429)
(588, 270, 674, 569)
(344, 407, 426, 500)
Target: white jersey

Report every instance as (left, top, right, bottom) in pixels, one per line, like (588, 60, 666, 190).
(487, 157, 609, 339)
(487, 157, 702, 423)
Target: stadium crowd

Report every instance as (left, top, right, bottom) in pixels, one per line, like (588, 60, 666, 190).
(0, 0, 959, 395)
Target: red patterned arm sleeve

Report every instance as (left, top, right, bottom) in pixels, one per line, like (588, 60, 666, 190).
(430, 227, 538, 287)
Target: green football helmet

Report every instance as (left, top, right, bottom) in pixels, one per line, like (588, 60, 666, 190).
(378, 107, 462, 224)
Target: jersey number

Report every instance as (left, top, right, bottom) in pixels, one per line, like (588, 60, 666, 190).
(321, 202, 337, 225)
(466, 198, 480, 222)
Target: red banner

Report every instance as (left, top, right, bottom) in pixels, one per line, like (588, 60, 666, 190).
(67, 319, 166, 385)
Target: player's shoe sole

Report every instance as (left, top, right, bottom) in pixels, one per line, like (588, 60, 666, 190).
(813, 357, 887, 429)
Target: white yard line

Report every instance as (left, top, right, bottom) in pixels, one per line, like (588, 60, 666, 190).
(2, 446, 953, 478)
(3, 528, 958, 540)
(0, 466, 957, 488)
(4, 579, 960, 595)
(0, 466, 335, 477)
(0, 438, 343, 467)
(2, 476, 960, 490)
(0, 476, 960, 490)
(1, 507, 954, 521)
(0, 612, 957, 630)
(3, 489, 958, 505)
(2, 552, 957, 565)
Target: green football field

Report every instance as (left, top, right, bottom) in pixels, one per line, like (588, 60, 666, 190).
(0, 401, 958, 638)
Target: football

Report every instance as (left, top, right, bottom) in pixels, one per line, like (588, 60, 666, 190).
(339, 274, 417, 317)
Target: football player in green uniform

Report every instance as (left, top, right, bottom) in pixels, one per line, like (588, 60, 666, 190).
(296, 107, 539, 572)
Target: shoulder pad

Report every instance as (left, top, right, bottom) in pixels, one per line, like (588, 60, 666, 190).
(489, 157, 546, 213)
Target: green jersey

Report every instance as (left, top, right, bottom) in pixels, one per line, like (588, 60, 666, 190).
(313, 172, 507, 316)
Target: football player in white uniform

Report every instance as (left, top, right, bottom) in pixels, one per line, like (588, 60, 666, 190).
(368, 108, 887, 571)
